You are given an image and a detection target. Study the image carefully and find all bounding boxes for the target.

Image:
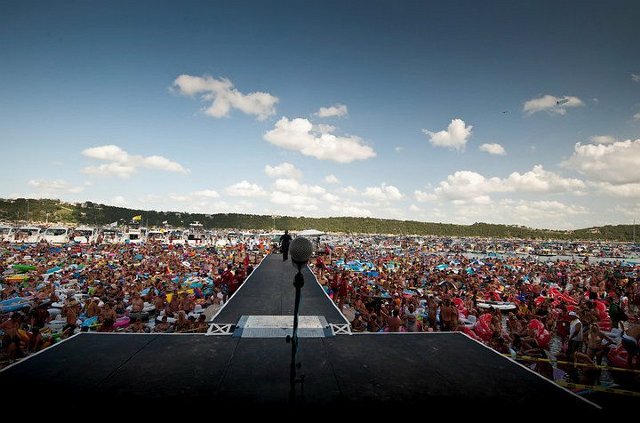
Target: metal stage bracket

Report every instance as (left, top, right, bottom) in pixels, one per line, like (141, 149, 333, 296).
(206, 323, 234, 336)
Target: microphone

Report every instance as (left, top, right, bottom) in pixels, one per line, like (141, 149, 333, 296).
(289, 237, 313, 267)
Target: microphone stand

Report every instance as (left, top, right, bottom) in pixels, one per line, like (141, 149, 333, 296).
(287, 262, 305, 404)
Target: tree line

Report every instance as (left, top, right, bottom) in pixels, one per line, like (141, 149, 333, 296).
(0, 198, 636, 242)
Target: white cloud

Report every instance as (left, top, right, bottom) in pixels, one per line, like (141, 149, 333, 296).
(503, 165, 585, 193)
(324, 174, 340, 184)
(523, 94, 584, 115)
(414, 190, 437, 202)
(83, 162, 137, 178)
(634, 112, 640, 121)
(264, 162, 302, 180)
(329, 205, 372, 217)
(83, 145, 129, 162)
(440, 198, 589, 229)
(394, 146, 404, 153)
(112, 196, 127, 206)
(339, 186, 358, 194)
(270, 191, 319, 209)
(168, 194, 191, 202)
(416, 165, 585, 204)
(592, 182, 640, 198)
(479, 143, 506, 155)
(141, 156, 188, 173)
(264, 117, 376, 163)
(409, 204, 421, 212)
(28, 179, 85, 194)
(172, 74, 278, 120)
(362, 183, 403, 202)
(590, 135, 619, 144)
(81, 144, 189, 178)
(563, 139, 640, 185)
(267, 178, 343, 214)
(192, 189, 220, 198)
(272, 178, 326, 196)
(316, 124, 336, 133)
(422, 118, 472, 151)
(632, 73, 640, 83)
(225, 180, 267, 197)
(323, 193, 340, 203)
(315, 104, 348, 118)
(614, 204, 640, 219)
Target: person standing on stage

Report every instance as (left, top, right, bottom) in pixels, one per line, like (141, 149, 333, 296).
(279, 230, 292, 261)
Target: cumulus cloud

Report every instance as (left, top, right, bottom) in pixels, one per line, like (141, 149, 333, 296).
(590, 135, 619, 144)
(82, 144, 189, 178)
(264, 117, 376, 163)
(111, 196, 127, 206)
(172, 74, 278, 120)
(504, 165, 586, 193)
(83, 145, 129, 162)
(422, 119, 472, 151)
(632, 73, 640, 82)
(225, 180, 267, 197)
(439, 198, 589, 229)
(634, 112, 640, 121)
(167, 190, 219, 204)
(409, 204, 421, 212)
(272, 178, 325, 195)
(265, 162, 302, 180)
(192, 189, 220, 198)
(614, 204, 640, 219)
(28, 179, 85, 194)
(362, 183, 403, 202)
(592, 182, 640, 198)
(479, 143, 506, 155)
(324, 174, 340, 184)
(329, 205, 372, 217)
(414, 190, 437, 202)
(499, 200, 588, 223)
(339, 186, 358, 194)
(315, 124, 336, 133)
(315, 104, 348, 118)
(523, 95, 584, 115)
(415, 165, 585, 204)
(562, 139, 640, 185)
(267, 178, 340, 213)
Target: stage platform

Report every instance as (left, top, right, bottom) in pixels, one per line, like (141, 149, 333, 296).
(0, 253, 604, 415)
(209, 254, 349, 335)
(0, 332, 598, 414)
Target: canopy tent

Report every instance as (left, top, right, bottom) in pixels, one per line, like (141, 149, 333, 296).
(297, 229, 325, 237)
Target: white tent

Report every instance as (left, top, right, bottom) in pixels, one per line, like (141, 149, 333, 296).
(297, 229, 325, 237)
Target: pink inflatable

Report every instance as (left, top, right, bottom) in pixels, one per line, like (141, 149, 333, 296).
(114, 316, 130, 328)
(607, 344, 628, 369)
(462, 326, 482, 342)
(535, 329, 551, 349)
(474, 313, 494, 341)
(527, 319, 545, 335)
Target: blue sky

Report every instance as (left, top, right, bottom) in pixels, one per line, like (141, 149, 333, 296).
(1, 0, 639, 229)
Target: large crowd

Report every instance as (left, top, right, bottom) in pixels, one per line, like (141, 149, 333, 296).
(2, 233, 639, 387)
(310, 236, 640, 385)
(0, 238, 268, 364)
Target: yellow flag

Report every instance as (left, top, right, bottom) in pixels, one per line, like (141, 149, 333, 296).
(132, 215, 142, 222)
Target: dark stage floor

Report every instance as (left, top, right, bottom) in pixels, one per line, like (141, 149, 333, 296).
(0, 332, 599, 415)
(212, 254, 348, 326)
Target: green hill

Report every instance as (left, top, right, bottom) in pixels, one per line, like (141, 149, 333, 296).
(0, 198, 636, 241)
